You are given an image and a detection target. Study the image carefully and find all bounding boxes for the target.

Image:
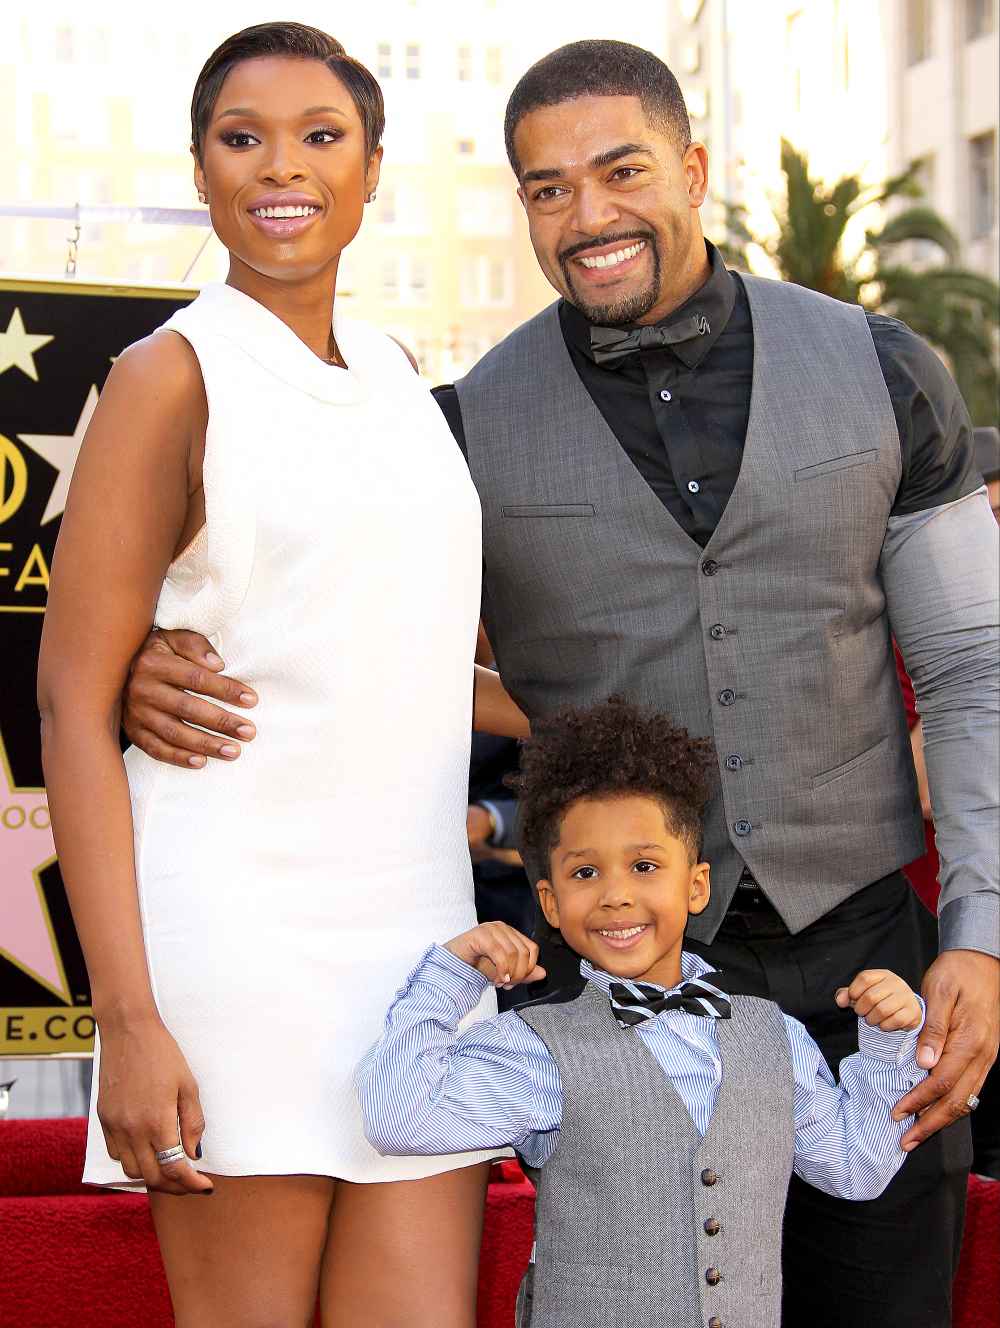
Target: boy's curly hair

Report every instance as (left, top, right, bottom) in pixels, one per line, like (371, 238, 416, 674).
(510, 696, 717, 878)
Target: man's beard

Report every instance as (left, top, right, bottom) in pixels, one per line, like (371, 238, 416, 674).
(560, 235, 662, 327)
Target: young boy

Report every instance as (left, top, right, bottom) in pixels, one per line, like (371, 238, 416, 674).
(357, 699, 927, 1328)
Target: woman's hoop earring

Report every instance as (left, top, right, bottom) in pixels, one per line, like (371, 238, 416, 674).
(366, 191, 376, 204)
(198, 191, 208, 205)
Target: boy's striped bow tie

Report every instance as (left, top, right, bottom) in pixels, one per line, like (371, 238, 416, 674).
(608, 978, 731, 1026)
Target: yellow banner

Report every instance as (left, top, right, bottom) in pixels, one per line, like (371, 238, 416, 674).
(2, 1006, 95, 1055)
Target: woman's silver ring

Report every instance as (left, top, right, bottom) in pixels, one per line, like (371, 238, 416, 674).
(966, 1094, 980, 1112)
(155, 1144, 187, 1165)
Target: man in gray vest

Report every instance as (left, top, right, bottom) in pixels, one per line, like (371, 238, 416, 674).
(122, 39, 997, 1327)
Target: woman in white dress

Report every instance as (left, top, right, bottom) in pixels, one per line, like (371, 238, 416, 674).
(37, 23, 532, 1327)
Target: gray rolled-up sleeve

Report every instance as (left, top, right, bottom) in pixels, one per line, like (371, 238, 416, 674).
(881, 486, 999, 957)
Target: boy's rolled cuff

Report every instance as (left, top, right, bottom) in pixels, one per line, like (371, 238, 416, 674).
(856, 996, 926, 1067)
(403, 943, 492, 1019)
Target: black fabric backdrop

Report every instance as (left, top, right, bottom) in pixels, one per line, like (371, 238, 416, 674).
(0, 279, 193, 1054)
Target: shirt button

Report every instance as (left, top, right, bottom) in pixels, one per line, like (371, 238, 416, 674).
(659, 388, 672, 402)
(701, 1168, 719, 1186)
(705, 1267, 722, 1286)
(702, 559, 719, 576)
(704, 1217, 721, 1235)
(718, 688, 736, 706)
(688, 479, 701, 494)
(734, 819, 753, 837)
(725, 754, 743, 771)
(709, 624, 726, 640)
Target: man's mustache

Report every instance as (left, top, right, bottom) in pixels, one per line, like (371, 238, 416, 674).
(559, 231, 655, 263)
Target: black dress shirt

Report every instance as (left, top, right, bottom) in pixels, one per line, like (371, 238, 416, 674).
(433, 242, 980, 545)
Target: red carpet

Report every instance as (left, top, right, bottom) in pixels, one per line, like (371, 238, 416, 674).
(1, 1119, 995, 1327)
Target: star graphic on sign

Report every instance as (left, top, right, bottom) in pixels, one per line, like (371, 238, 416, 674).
(0, 728, 68, 1002)
(0, 307, 55, 381)
(19, 384, 99, 525)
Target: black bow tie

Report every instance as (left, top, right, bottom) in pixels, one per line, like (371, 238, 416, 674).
(609, 978, 731, 1026)
(589, 314, 711, 368)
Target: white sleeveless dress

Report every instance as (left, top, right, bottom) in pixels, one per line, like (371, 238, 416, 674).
(83, 283, 501, 1185)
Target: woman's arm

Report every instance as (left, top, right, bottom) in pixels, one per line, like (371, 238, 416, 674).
(37, 331, 212, 1196)
(472, 664, 530, 738)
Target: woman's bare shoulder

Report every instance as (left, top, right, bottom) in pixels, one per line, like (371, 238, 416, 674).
(110, 328, 204, 405)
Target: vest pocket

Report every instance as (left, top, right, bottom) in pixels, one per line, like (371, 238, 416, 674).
(535, 1263, 635, 1327)
(501, 503, 597, 517)
(794, 450, 878, 481)
(812, 735, 889, 788)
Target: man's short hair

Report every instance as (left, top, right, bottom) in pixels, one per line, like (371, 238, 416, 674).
(504, 39, 692, 178)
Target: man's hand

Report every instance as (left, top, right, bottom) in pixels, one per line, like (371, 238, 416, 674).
(122, 628, 258, 769)
(445, 922, 546, 989)
(893, 949, 1000, 1149)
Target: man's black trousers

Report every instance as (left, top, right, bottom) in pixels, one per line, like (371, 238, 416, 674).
(686, 872, 971, 1328)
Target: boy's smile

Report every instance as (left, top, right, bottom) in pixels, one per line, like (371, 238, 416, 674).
(537, 793, 710, 989)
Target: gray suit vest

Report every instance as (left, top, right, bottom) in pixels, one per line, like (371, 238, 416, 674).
(516, 985, 795, 1328)
(455, 276, 924, 937)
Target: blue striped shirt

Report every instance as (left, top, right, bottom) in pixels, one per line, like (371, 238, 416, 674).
(356, 945, 927, 1201)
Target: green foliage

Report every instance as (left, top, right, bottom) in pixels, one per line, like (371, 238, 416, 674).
(724, 141, 999, 424)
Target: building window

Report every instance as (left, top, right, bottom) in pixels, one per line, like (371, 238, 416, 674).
(377, 42, 392, 79)
(377, 187, 397, 225)
(785, 10, 804, 114)
(906, 0, 932, 65)
(55, 25, 76, 62)
(970, 132, 997, 239)
(457, 45, 473, 81)
(966, 0, 995, 39)
(408, 259, 429, 304)
(405, 43, 421, 79)
(915, 154, 936, 203)
(382, 257, 400, 301)
(486, 46, 503, 85)
(488, 260, 508, 304)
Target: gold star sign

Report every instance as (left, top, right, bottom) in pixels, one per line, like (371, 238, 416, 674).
(19, 384, 99, 525)
(0, 308, 54, 382)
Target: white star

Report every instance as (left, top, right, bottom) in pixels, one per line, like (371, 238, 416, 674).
(0, 307, 54, 381)
(19, 385, 100, 525)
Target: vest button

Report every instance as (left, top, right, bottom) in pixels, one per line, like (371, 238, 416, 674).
(734, 819, 753, 837)
(708, 1318, 723, 1328)
(702, 558, 720, 576)
(709, 624, 726, 640)
(718, 689, 736, 706)
(701, 1168, 719, 1186)
(725, 755, 743, 771)
(660, 388, 673, 402)
(704, 1217, 721, 1235)
(705, 1267, 722, 1286)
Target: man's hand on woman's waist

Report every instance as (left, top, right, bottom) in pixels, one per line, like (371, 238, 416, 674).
(122, 627, 258, 768)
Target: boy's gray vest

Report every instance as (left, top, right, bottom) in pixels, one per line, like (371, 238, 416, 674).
(516, 985, 795, 1328)
(455, 277, 924, 939)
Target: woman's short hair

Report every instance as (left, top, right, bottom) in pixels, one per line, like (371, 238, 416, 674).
(191, 22, 384, 162)
(504, 39, 691, 178)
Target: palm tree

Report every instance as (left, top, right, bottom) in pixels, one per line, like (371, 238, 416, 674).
(721, 141, 999, 425)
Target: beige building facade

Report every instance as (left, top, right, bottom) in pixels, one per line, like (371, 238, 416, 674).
(668, 0, 998, 282)
(0, 3, 668, 381)
(882, 0, 998, 279)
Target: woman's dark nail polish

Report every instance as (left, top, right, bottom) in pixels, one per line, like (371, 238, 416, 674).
(195, 1142, 203, 1159)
